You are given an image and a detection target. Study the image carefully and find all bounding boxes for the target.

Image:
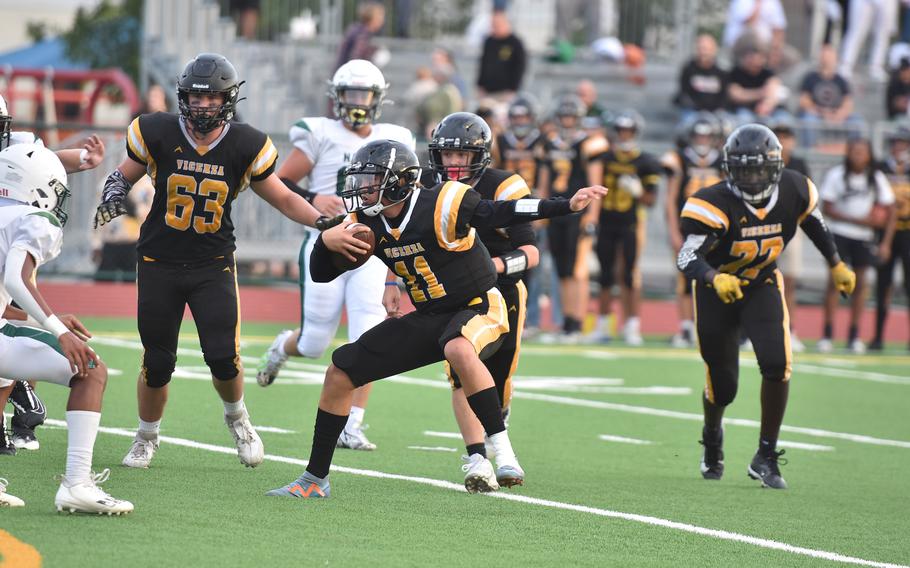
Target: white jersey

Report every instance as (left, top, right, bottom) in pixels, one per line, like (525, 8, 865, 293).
(0, 199, 63, 328)
(9, 131, 45, 147)
(288, 117, 415, 197)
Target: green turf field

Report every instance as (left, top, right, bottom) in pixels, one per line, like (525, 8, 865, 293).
(2, 317, 909, 567)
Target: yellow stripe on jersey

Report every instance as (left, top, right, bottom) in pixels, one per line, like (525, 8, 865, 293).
(249, 137, 279, 178)
(798, 179, 820, 224)
(494, 174, 531, 201)
(581, 135, 609, 158)
(682, 198, 729, 230)
(127, 117, 149, 164)
(434, 181, 476, 251)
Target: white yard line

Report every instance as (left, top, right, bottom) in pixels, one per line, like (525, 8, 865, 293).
(598, 434, 653, 445)
(423, 431, 463, 439)
(253, 426, 297, 434)
(407, 446, 458, 453)
(777, 441, 835, 452)
(43, 418, 908, 568)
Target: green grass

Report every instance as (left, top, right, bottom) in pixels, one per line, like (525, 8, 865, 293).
(2, 317, 909, 567)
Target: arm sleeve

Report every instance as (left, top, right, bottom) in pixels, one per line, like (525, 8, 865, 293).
(3, 217, 64, 329)
(469, 195, 573, 229)
(677, 195, 729, 284)
(800, 207, 841, 268)
(309, 234, 345, 283)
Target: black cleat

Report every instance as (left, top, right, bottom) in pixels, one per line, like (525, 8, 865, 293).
(867, 339, 883, 352)
(748, 448, 788, 489)
(0, 420, 16, 456)
(699, 427, 724, 480)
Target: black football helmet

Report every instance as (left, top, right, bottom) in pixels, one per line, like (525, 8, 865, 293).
(507, 94, 538, 139)
(722, 124, 784, 205)
(685, 112, 722, 157)
(428, 112, 492, 183)
(177, 53, 243, 134)
(343, 140, 421, 217)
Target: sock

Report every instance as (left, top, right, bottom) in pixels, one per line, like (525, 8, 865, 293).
(823, 322, 833, 339)
(873, 306, 886, 342)
(137, 419, 160, 440)
(626, 316, 640, 331)
(346, 406, 365, 431)
(847, 324, 858, 344)
(466, 443, 486, 458)
(466, 387, 506, 436)
(759, 436, 777, 455)
(65, 410, 101, 485)
(681, 319, 694, 332)
(223, 396, 246, 419)
(305, 408, 348, 479)
(487, 430, 516, 463)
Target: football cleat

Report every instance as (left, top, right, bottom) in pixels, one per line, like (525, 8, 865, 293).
(0, 417, 16, 456)
(790, 332, 806, 353)
(266, 472, 330, 498)
(10, 380, 47, 428)
(747, 448, 788, 489)
(0, 478, 25, 507)
(494, 455, 525, 488)
(122, 435, 159, 468)
(461, 454, 500, 493)
(867, 338, 883, 352)
(623, 324, 643, 347)
(226, 412, 264, 467)
(55, 469, 133, 515)
(699, 427, 724, 480)
(849, 339, 867, 355)
(670, 330, 693, 349)
(816, 338, 833, 354)
(256, 330, 293, 387)
(336, 425, 377, 451)
(11, 427, 39, 451)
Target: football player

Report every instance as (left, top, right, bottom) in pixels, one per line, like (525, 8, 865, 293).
(492, 95, 543, 189)
(423, 112, 537, 492)
(677, 124, 855, 489)
(536, 94, 607, 342)
(93, 53, 361, 470)
(255, 60, 415, 451)
(871, 125, 910, 351)
(0, 94, 106, 452)
(0, 143, 132, 513)
(591, 110, 662, 345)
(266, 140, 607, 498)
(662, 112, 724, 348)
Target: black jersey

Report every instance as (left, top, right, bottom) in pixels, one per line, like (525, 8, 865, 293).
(539, 131, 607, 198)
(880, 159, 910, 231)
(664, 147, 724, 214)
(494, 129, 543, 190)
(597, 147, 663, 225)
(126, 112, 278, 262)
(680, 169, 819, 282)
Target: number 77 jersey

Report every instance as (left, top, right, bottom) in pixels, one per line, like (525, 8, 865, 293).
(680, 169, 819, 282)
(126, 112, 278, 262)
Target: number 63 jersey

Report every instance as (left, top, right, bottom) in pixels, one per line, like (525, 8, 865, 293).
(679, 169, 819, 282)
(125, 112, 278, 262)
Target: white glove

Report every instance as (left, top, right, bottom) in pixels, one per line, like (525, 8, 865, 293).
(617, 174, 644, 199)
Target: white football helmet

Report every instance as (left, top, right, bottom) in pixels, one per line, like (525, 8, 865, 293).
(328, 59, 389, 127)
(0, 94, 11, 150)
(0, 143, 70, 226)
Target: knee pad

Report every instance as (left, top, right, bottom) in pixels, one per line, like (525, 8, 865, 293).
(206, 355, 240, 381)
(296, 330, 331, 359)
(142, 350, 176, 388)
(706, 369, 738, 407)
(759, 362, 791, 383)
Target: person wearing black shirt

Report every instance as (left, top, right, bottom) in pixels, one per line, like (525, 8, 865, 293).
(727, 48, 786, 123)
(886, 59, 910, 119)
(676, 34, 728, 122)
(476, 11, 527, 98)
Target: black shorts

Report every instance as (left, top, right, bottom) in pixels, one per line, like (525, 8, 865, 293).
(596, 223, 641, 288)
(876, 230, 910, 298)
(230, 0, 260, 11)
(547, 215, 583, 279)
(694, 270, 791, 407)
(137, 255, 240, 384)
(332, 288, 510, 387)
(446, 281, 527, 409)
(834, 234, 878, 268)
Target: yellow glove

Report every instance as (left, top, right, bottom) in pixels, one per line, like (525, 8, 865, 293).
(711, 273, 747, 304)
(831, 261, 856, 295)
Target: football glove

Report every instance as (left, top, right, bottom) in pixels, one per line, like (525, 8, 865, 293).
(93, 199, 128, 229)
(831, 261, 856, 295)
(711, 273, 746, 304)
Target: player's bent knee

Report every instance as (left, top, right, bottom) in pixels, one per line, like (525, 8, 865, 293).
(143, 351, 176, 388)
(325, 364, 356, 391)
(206, 356, 240, 381)
(443, 337, 476, 368)
(296, 332, 331, 359)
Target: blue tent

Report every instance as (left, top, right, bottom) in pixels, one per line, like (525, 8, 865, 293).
(0, 38, 87, 70)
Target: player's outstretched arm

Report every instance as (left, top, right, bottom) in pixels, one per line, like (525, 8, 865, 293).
(251, 173, 331, 228)
(57, 135, 105, 173)
(94, 158, 145, 229)
(3, 249, 98, 377)
(469, 185, 609, 229)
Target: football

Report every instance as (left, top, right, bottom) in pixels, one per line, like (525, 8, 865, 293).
(331, 223, 375, 271)
(868, 204, 889, 229)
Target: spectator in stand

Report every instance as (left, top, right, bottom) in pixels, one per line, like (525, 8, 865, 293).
(230, 0, 260, 40)
(887, 57, 910, 118)
(476, 10, 527, 101)
(727, 47, 789, 123)
(818, 138, 897, 354)
(798, 44, 864, 147)
(839, 0, 900, 82)
(432, 47, 468, 101)
(335, 2, 386, 71)
(576, 80, 606, 119)
(675, 34, 727, 122)
(416, 64, 463, 139)
(723, 0, 796, 71)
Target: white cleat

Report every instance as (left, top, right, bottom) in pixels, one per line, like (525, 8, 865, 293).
(226, 412, 264, 467)
(623, 323, 643, 347)
(670, 333, 693, 349)
(790, 332, 806, 353)
(495, 454, 525, 488)
(849, 339, 867, 355)
(55, 469, 133, 515)
(256, 329, 293, 387)
(122, 436, 158, 468)
(0, 478, 25, 507)
(461, 454, 500, 493)
(336, 425, 377, 451)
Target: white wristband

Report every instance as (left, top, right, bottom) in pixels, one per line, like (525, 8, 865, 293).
(45, 315, 69, 338)
(79, 149, 89, 164)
